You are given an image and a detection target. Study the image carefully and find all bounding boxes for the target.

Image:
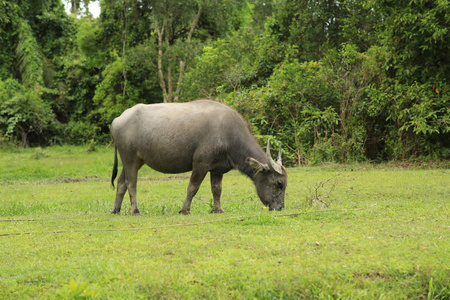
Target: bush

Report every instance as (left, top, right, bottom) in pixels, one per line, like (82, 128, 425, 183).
(63, 120, 101, 145)
(0, 79, 55, 147)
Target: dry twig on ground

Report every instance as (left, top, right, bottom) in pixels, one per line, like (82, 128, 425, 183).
(306, 175, 340, 208)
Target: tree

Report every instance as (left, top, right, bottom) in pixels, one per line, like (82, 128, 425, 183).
(0, 0, 75, 145)
(268, 0, 380, 61)
(372, 0, 450, 159)
(64, 0, 97, 17)
(375, 0, 450, 85)
(151, 1, 202, 102)
(0, 79, 55, 147)
(92, 0, 247, 123)
(148, 0, 246, 102)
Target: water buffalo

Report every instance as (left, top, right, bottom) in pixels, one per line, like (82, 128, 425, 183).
(110, 100, 287, 215)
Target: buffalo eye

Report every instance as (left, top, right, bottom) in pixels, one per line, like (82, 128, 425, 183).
(277, 180, 284, 190)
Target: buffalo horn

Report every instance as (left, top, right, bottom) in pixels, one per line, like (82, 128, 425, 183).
(266, 140, 283, 175)
(277, 144, 282, 165)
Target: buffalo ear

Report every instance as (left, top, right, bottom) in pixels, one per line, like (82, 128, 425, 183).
(246, 157, 269, 175)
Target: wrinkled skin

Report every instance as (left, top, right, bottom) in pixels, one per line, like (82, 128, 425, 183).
(110, 100, 287, 215)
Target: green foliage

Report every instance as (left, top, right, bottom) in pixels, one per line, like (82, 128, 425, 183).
(63, 121, 101, 145)
(182, 26, 288, 100)
(1, 0, 449, 161)
(76, 18, 108, 69)
(183, 17, 448, 163)
(0, 79, 55, 147)
(0, 0, 76, 146)
(92, 52, 161, 126)
(218, 45, 376, 164)
(58, 279, 97, 299)
(376, 0, 450, 84)
(269, 0, 379, 61)
(92, 58, 129, 125)
(14, 18, 44, 89)
(368, 81, 450, 160)
(254, 59, 340, 164)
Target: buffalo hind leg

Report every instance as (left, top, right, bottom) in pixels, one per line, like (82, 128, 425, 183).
(210, 172, 225, 213)
(111, 170, 127, 214)
(180, 169, 207, 215)
(112, 154, 143, 216)
(126, 175, 140, 216)
(124, 161, 144, 216)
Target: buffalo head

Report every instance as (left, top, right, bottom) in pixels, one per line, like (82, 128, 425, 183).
(247, 140, 287, 211)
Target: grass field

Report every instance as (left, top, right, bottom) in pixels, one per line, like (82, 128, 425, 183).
(0, 145, 449, 299)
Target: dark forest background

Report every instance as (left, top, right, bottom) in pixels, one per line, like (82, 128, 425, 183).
(1, 0, 449, 164)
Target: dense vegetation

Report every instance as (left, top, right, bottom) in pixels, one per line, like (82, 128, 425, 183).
(1, 0, 449, 164)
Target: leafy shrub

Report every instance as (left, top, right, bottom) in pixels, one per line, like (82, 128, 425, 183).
(0, 79, 55, 147)
(63, 121, 101, 145)
(57, 279, 97, 299)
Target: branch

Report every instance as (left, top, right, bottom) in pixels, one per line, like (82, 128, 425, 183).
(122, 0, 128, 98)
(175, 7, 202, 101)
(188, 7, 202, 42)
(154, 18, 168, 102)
(306, 175, 340, 208)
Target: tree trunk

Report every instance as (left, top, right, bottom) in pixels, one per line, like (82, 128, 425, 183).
(155, 7, 202, 102)
(122, 0, 128, 98)
(174, 7, 202, 101)
(71, 0, 78, 14)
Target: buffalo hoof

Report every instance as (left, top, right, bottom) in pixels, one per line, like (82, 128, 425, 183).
(133, 209, 141, 216)
(179, 209, 190, 215)
(212, 208, 225, 214)
(111, 209, 120, 214)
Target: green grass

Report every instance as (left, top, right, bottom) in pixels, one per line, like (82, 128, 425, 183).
(0, 146, 449, 299)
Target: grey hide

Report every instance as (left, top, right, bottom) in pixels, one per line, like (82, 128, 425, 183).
(110, 100, 287, 215)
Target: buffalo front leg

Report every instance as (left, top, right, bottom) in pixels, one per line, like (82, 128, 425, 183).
(210, 172, 225, 213)
(180, 169, 207, 215)
(111, 170, 127, 214)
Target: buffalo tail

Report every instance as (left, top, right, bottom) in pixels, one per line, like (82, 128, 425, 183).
(111, 145, 118, 188)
